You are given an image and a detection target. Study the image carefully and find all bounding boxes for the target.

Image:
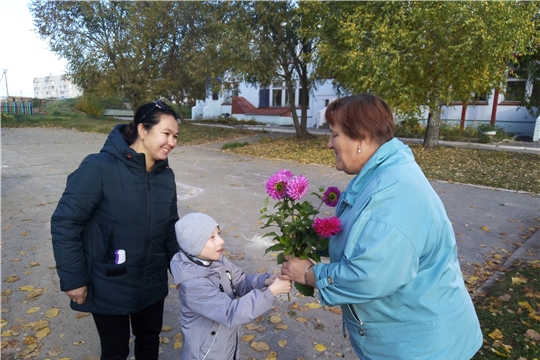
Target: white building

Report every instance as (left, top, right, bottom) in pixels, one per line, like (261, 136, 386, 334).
(192, 79, 338, 129)
(192, 76, 538, 138)
(33, 74, 82, 99)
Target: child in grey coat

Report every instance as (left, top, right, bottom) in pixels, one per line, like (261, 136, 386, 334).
(170, 212, 291, 360)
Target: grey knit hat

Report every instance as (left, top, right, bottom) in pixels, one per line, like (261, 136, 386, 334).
(175, 213, 219, 256)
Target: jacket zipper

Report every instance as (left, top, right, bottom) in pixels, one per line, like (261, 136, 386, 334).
(347, 304, 366, 336)
(139, 172, 152, 310)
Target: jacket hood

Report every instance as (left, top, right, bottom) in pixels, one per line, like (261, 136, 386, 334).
(101, 124, 169, 172)
(171, 251, 223, 285)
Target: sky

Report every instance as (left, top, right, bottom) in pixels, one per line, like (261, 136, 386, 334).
(0, 1, 68, 98)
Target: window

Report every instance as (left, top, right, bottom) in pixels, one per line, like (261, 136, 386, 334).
(259, 88, 270, 107)
(259, 83, 307, 108)
(504, 69, 527, 102)
(212, 92, 219, 101)
(325, 99, 330, 106)
(272, 88, 282, 106)
(530, 80, 540, 104)
(285, 88, 295, 106)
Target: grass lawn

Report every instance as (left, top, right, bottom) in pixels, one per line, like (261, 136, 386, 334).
(472, 261, 540, 360)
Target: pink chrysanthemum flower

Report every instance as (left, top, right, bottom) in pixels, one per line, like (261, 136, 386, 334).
(266, 171, 291, 199)
(313, 217, 342, 237)
(275, 169, 294, 179)
(322, 187, 341, 207)
(286, 175, 309, 200)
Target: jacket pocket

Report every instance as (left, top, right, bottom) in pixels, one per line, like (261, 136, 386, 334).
(102, 222, 118, 263)
(199, 323, 222, 359)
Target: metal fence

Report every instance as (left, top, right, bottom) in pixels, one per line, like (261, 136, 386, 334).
(1, 101, 33, 115)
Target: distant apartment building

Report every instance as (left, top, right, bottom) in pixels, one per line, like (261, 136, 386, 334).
(33, 74, 82, 99)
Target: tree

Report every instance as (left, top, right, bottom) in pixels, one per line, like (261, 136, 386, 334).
(30, 1, 158, 109)
(310, 1, 540, 150)
(29, 1, 233, 113)
(234, 1, 320, 140)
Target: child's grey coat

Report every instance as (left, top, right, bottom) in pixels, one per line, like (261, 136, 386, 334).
(170, 251, 275, 360)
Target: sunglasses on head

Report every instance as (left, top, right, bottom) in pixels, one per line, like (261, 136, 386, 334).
(140, 100, 176, 121)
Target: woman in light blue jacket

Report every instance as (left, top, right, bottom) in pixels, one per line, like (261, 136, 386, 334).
(281, 94, 482, 359)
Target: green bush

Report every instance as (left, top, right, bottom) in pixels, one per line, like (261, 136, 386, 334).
(74, 97, 104, 116)
(478, 134, 491, 143)
(1, 113, 14, 121)
(394, 117, 425, 138)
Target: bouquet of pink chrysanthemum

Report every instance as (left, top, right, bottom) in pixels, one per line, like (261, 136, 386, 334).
(260, 169, 341, 297)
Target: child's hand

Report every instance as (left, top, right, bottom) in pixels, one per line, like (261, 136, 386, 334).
(264, 274, 278, 287)
(268, 277, 292, 296)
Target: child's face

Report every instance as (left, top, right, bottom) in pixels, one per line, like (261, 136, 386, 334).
(198, 227, 225, 261)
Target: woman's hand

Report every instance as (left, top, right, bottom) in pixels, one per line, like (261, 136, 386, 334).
(281, 255, 314, 284)
(268, 277, 292, 296)
(65, 285, 88, 305)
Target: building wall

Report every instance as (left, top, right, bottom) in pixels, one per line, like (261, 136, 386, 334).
(33, 74, 82, 99)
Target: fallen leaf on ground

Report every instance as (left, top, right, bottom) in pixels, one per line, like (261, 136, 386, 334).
(26, 307, 40, 314)
(173, 341, 182, 349)
(306, 302, 321, 309)
(4, 275, 19, 283)
(278, 339, 287, 348)
(72, 340, 85, 346)
(45, 307, 60, 319)
(488, 329, 503, 340)
(481, 225, 490, 232)
(23, 336, 37, 345)
(265, 351, 278, 360)
(35, 327, 51, 339)
(314, 343, 327, 351)
(296, 317, 308, 322)
(161, 325, 172, 332)
(251, 341, 270, 352)
(270, 315, 281, 324)
(241, 334, 255, 342)
(525, 329, 540, 341)
(275, 324, 288, 330)
(48, 346, 64, 356)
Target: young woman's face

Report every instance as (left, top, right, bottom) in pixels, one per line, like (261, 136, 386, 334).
(198, 227, 225, 261)
(139, 114, 178, 164)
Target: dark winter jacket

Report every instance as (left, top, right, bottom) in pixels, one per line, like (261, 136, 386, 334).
(51, 124, 179, 314)
(170, 252, 275, 360)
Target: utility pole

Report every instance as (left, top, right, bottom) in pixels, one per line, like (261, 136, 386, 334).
(0, 69, 9, 99)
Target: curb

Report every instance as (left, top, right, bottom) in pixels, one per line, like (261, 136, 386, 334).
(473, 229, 540, 299)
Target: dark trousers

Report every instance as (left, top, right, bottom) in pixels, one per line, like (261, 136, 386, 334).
(92, 299, 164, 360)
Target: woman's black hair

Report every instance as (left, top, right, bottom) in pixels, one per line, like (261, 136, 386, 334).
(122, 101, 178, 145)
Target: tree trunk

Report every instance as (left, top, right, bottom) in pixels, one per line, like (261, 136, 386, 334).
(423, 105, 442, 150)
(285, 73, 312, 140)
(174, 98, 184, 122)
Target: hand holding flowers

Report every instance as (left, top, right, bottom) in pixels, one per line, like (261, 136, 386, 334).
(260, 169, 341, 297)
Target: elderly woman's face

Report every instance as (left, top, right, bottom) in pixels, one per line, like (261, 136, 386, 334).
(328, 123, 365, 175)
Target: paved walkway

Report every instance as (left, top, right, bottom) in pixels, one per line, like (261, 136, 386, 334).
(1, 127, 538, 360)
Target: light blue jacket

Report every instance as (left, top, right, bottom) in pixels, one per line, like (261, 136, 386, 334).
(313, 138, 482, 359)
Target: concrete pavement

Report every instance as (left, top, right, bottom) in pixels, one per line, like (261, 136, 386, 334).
(1, 127, 539, 360)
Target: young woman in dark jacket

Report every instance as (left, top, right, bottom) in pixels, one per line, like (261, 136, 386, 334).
(51, 101, 180, 360)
